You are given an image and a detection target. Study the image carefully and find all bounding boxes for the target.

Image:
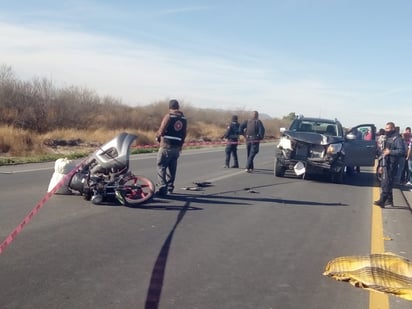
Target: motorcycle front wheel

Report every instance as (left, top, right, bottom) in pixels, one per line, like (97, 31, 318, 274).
(117, 174, 155, 206)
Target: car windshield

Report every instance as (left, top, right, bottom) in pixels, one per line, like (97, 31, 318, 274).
(290, 120, 338, 136)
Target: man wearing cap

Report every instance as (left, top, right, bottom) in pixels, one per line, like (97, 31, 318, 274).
(155, 99, 187, 196)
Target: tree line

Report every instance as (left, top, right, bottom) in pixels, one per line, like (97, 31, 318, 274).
(0, 65, 290, 141)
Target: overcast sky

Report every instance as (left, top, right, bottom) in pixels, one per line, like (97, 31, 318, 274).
(1, 0, 412, 130)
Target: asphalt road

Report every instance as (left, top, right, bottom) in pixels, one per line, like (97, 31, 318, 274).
(1, 143, 412, 309)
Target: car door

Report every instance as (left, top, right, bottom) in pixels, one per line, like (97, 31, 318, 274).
(344, 124, 377, 167)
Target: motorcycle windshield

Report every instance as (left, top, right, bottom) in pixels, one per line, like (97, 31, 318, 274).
(92, 132, 137, 169)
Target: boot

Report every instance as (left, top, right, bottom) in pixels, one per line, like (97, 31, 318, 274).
(156, 186, 168, 197)
(374, 193, 388, 208)
(385, 193, 393, 206)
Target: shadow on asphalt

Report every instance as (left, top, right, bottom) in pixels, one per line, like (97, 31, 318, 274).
(279, 169, 379, 188)
(142, 186, 346, 309)
(141, 168, 377, 308)
(140, 167, 412, 308)
(144, 200, 191, 309)
(144, 184, 348, 208)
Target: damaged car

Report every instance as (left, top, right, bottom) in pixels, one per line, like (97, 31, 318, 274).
(275, 115, 377, 183)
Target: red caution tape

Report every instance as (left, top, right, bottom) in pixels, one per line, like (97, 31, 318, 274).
(133, 138, 274, 149)
(0, 159, 86, 255)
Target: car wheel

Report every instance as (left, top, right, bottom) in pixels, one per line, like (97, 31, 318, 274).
(274, 157, 286, 177)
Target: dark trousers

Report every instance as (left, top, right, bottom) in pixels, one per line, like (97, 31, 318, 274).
(225, 142, 238, 167)
(380, 162, 398, 202)
(246, 141, 260, 170)
(156, 147, 180, 193)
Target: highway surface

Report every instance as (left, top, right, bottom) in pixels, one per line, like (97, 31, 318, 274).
(1, 142, 412, 309)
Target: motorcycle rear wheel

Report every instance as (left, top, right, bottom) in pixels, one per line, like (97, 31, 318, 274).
(117, 174, 155, 206)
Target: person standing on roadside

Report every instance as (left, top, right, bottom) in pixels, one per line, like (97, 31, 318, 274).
(400, 127, 411, 184)
(239, 111, 265, 173)
(374, 122, 406, 207)
(155, 99, 187, 196)
(406, 138, 412, 187)
(222, 115, 240, 168)
(393, 127, 408, 185)
(376, 128, 386, 155)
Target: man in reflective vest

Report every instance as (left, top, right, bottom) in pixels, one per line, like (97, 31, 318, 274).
(155, 99, 187, 196)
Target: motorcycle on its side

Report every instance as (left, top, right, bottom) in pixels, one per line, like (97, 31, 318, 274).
(69, 132, 155, 206)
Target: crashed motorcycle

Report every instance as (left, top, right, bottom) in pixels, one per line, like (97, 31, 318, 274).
(69, 132, 155, 206)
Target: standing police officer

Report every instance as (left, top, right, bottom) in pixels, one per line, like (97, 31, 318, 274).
(155, 99, 187, 196)
(374, 121, 405, 207)
(239, 111, 265, 173)
(222, 115, 240, 168)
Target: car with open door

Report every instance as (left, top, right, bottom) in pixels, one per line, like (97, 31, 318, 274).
(344, 124, 377, 168)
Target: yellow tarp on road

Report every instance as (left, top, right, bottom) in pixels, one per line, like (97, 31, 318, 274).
(323, 253, 412, 301)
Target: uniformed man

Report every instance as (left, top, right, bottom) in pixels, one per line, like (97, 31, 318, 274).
(239, 111, 265, 173)
(374, 121, 405, 207)
(155, 99, 187, 196)
(222, 115, 240, 168)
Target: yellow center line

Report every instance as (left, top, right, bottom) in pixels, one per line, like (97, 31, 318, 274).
(369, 184, 389, 309)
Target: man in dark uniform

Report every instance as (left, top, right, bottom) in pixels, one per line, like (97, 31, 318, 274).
(239, 111, 265, 173)
(222, 115, 240, 168)
(374, 121, 405, 207)
(155, 99, 187, 196)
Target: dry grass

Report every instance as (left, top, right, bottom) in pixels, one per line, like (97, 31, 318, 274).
(0, 116, 287, 161)
(0, 126, 44, 156)
(40, 128, 145, 145)
(0, 123, 232, 158)
(0, 65, 292, 160)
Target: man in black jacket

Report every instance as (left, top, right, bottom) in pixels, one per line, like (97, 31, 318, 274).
(222, 115, 240, 168)
(374, 121, 405, 207)
(239, 111, 265, 173)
